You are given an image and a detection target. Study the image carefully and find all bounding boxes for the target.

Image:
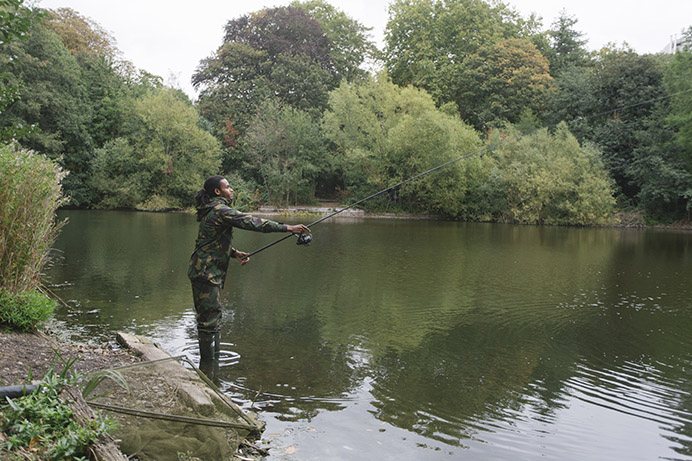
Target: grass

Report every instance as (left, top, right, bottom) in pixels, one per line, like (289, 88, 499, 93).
(0, 144, 66, 295)
(0, 144, 65, 332)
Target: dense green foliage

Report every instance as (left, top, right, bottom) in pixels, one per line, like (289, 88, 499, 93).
(0, 144, 63, 330)
(458, 38, 554, 130)
(0, 2, 690, 223)
(550, 47, 667, 198)
(0, 0, 38, 144)
(245, 99, 328, 205)
(323, 79, 615, 224)
(90, 88, 222, 209)
(545, 10, 589, 76)
(323, 75, 482, 214)
(0, 144, 66, 293)
(384, 0, 538, 107)
(292, 0, 377, 82)
(1, 20, 95, 204)
(193, 6, 338, 135)
(480, 124, 616, 225)
(1, 361, 116, 459)
(0, 289, 55, 331)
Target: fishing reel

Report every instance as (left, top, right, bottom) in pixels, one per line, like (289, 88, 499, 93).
(296, 233, 312, 246)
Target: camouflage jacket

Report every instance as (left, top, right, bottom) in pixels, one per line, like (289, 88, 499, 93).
(187, 197, 286, 286)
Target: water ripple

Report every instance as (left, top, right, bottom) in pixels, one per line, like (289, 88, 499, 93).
(565, 360, 692, 428)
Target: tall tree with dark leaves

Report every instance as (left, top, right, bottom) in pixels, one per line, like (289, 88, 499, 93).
(45, 8, 131, 150)
(292, 0, 378, 82)
(546, 9, 589, 76)
(193, 5, 338, 155)
(547, 46, 667, 203)
(0, 17, 95, 204)
(0, 0, 39, 144)
(632, 27, 692, 221)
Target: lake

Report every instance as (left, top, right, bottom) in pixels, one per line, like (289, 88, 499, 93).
(46, 210, 692, 460)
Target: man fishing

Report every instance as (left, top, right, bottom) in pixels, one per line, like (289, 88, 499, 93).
(188, 175, 310, 362)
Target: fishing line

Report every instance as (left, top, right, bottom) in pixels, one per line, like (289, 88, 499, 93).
(244, 87, 692, 259)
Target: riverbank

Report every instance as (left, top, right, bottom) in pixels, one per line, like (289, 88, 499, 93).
(0, 328, 140, 387)
(254, 204, 692, 230)
(252, 203, 443, 220)
(0, 328, 265, 460)
(68, 201, 692, 230)
(0, 328, 139, 459)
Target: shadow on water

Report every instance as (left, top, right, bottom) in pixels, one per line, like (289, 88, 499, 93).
(47, 211, 692, 460)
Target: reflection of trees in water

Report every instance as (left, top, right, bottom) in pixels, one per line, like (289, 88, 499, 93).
(47, 210, 197, 329)
(367, 291, 692, 450)
(367, 321, 568, 445)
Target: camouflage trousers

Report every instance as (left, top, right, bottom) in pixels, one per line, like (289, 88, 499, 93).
(190, 280, 222, 333)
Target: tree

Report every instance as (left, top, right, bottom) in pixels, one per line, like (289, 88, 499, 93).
(0, 17, 95, 204)
(546, 9, 589, 76)
(91, 88, 222, 209)
(75, 52, 131, 149)
(629, 127, 692, 220)
(193, 5, 338, 143)
(665, 27, 692, 155)
(43, 8, 136, 150)
(292, 0, 378, 81)
(0, 0, 33, 45)
(223, 5, 333, 71)
(547, 46, 666, 202)
(244, 99, 327, 205)
(482, 123, 616, 225)
(44, 7, 119, 59)
(384, 0, 539, 108)
(458, 38, 554, 131)
(628, 28, 692, 221)
(322, 75, 482, 215)
(0, 0, 39, 144)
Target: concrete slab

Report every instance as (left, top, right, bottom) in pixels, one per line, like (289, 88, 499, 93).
(115, 331, 261, 430)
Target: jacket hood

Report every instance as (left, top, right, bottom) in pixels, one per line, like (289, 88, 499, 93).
(196, 197, 229, 221)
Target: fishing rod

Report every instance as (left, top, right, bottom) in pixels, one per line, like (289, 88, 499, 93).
(244, 86, 692, 260)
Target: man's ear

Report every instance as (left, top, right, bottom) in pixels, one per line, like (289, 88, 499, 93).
(213, 188, 221, 197)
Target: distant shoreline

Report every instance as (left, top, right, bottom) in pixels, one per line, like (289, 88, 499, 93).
(57, 206, 692, 230)
(251, 206, 692, 231)
(251, 205, 442, 221)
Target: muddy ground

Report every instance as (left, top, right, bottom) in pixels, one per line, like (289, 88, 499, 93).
(0, 328, 140, 386)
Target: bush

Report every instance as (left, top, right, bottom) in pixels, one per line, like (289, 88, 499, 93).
(0, 289, 55, 332)
(0, 144, 67, 294)
(482, 123, 616, 225)
(1, 356, 116, 460)
(90, 88, 222, 209)
(136, 194, 179, 211)
(322, 75, 481, 215)
(0, 144, 65, 331)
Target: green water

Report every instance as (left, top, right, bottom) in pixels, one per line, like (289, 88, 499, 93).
(47, 210, 692, 460)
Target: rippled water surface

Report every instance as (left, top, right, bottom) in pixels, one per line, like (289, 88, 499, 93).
(47, 210, 692, 460)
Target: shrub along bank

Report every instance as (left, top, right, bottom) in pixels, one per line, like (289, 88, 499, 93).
(0, 144, 65, 331)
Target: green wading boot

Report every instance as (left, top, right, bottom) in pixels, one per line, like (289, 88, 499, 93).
(214, 332, 221, 357)
(198, 332, 216, 362)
